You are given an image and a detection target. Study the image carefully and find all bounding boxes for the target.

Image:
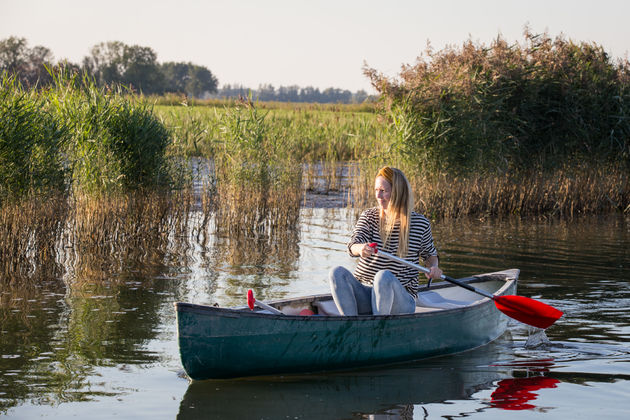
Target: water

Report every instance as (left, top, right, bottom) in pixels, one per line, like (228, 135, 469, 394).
(1, 208, 629, 419)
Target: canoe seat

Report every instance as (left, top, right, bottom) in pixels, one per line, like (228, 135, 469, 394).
(416, 291, 471, 309)
(314, 299, 341, 316)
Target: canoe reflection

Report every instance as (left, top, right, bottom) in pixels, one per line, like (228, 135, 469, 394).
(177, 350, 509, 420)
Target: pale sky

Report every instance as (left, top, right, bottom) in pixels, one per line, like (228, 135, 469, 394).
(2, 0, 629, 92)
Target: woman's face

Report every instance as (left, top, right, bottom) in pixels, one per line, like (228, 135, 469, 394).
(375, 176, 392, 211)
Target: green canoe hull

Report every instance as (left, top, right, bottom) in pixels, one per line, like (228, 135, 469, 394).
(175, 270, 518, 380)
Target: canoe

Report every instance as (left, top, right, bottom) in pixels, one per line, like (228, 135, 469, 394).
(175, 269, 519, 380)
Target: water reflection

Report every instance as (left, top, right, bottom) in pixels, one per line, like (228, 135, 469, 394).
(0, 268, 175, 413)
(1, 280, 67, 413)
(177, 341, 513, 420)
(490, 376, 560, 410)
(2, 206, 629, 418)
(488, 357, 560, 411)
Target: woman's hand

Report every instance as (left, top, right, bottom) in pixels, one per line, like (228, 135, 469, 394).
(351, 243, 377, 258)
(425, 266, 443, 280)
(424, 256, 442, 279)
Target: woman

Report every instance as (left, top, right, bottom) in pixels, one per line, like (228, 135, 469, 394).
(329, 166, 442, 315)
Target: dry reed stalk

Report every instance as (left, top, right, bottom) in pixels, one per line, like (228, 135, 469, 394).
(321, 161, 342, 192)
(0, 194, 68, 283)
(215, 170, 302, 239)
(62, 190, 194, 282)
(68, 191, 187, 251)
(302, 162, 320, 193)
(302, 161, 347, 194)
(411, 168, 629, 218)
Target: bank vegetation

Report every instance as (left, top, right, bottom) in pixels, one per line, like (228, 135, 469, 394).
(1, 31, 629, 283)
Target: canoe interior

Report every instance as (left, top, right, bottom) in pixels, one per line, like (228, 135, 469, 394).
(236, 270, 518, 317)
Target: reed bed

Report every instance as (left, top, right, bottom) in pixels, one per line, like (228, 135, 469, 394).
(50, 73, 173, 195)
(0, 194, 68, 282)
(65, 191, 192, 253)
(348, 162, 629, 219)
(4, 32, 630, 287)
(1, 189, 196, 285)
(302, 161, 350, 194)
(0, 74, 68, 204)
(61, 190, 194, 281)
(212, 103, 303, 239)
(353, 30, 630, 218)
(1, 71, 195, 284)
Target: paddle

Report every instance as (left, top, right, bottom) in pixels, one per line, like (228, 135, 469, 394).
(247, 289, 284, 315)
(369, 244, 563, 329)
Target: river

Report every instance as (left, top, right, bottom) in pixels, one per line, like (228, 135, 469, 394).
(1, 207, 629, 419)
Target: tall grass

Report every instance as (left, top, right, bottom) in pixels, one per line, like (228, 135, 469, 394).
(49, 74, 195, 282)
(411, 164, 629, 218)
(0, 195, 68, 282)
(0, 74, 68, 203)
(355, 30, 630, 217)
(0, 74, 70, 282)
(3, 40, 630, 286)
(49, 73, 173, 195)
(61, 190, 194, 281)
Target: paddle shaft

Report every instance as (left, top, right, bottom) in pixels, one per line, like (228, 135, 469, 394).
(247, 289, 284, 315)
(253, 300, 284, 314)
(375, 250, 495, 300)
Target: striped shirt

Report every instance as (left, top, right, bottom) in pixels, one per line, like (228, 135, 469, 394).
(348, 207, 438, 295)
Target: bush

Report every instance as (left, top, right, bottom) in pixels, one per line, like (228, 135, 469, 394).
(365, 30, 630, 177)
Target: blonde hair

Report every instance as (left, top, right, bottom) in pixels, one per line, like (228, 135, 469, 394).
(376, 166, 414, 257)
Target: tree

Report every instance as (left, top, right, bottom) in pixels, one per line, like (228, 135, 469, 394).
(300, 86, 322, 102)
(257, 84, 276, 101)
(185, 64, 218, 98)
(0, 37, 55, 87)
(25, 45, 54, 86)
(213, 83, 373, 104)
(353, 89, 369, 103)
(122, 45, 163, 94)
(0, 36, 28, 72)
(161, 62, 218, 98)
(83, 41, 125, 85)
(161, 62, 190, 94)
(277, 85, 300, 102)
(83, 41, 163, 94)
(322, 87, 352, 103)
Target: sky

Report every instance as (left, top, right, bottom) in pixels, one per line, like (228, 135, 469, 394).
(2, 0, 629, 93)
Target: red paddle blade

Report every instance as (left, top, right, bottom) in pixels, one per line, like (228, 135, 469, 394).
(247, 289, 255, 310)
(493, 295, 563, 329)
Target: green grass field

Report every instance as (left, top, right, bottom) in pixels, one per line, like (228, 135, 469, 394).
(154, 103, 388, 162)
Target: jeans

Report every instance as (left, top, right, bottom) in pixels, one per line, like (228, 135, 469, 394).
(329, 266, 416, 315)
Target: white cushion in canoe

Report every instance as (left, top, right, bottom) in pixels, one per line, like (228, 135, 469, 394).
(314, 300, 341, 316)
(416, 291, 470, 309)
